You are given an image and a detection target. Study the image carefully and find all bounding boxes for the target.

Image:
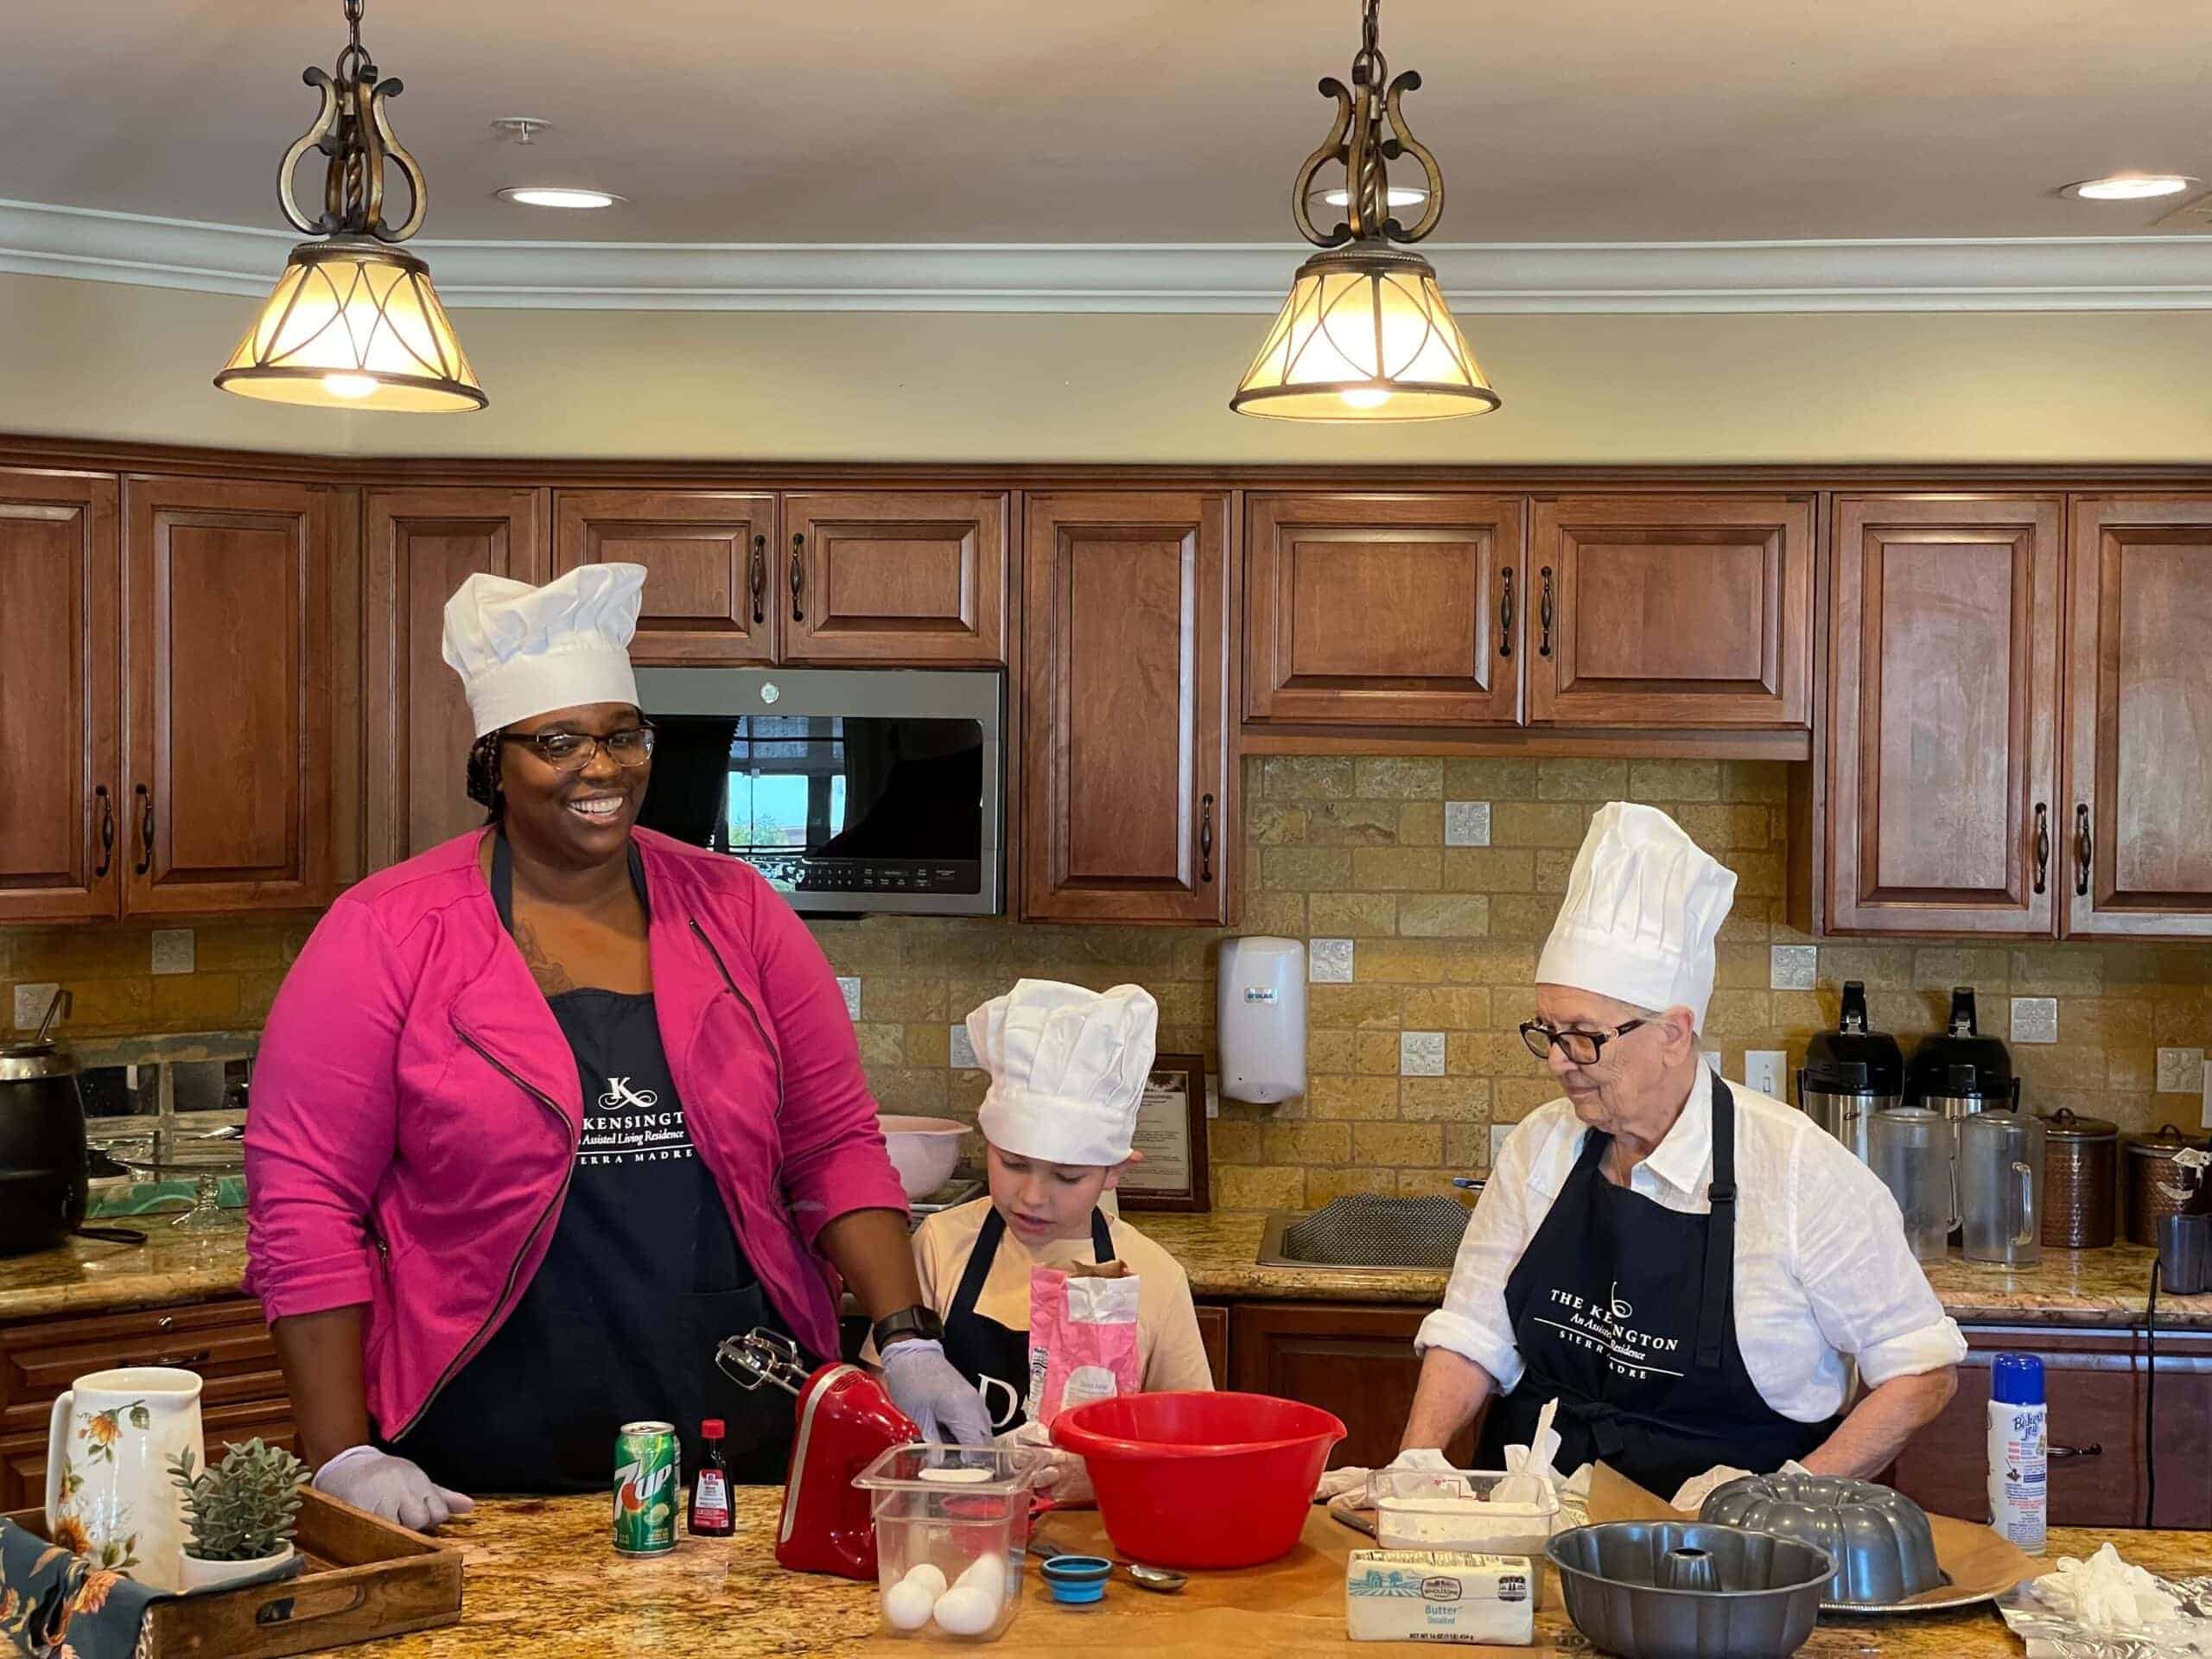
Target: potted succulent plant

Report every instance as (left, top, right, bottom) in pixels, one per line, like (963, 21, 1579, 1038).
(166, 1438, 307, 1592)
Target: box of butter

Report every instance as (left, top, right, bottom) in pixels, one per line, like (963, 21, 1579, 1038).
(1345, 1548, 1536, 1645)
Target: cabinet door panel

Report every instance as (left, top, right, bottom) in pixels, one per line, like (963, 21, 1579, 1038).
(0, 471, 118, 922)
(1229, 1302, 1475, 1471)
(365, 489, 550, 868)
(1530, 495, 1813, 728)
(1022, 493, 1229, 924)
(2064, 498, 2212, 936)
(554, 491, 776, 664)
(123, 477, 333, 913)
(1246, 493, 1522, 726)
(783, 491, 1007, 664)
(1826, 496, 2062, 934)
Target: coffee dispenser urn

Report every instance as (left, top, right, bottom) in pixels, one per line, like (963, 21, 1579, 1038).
(1796, 981, 1904, 1164)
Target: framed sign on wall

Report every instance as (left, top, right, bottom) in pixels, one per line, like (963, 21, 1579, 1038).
(1116, 1052, 1211, 1213)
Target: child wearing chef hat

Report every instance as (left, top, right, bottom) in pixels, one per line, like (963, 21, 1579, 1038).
(889, 979, 1215, 1437)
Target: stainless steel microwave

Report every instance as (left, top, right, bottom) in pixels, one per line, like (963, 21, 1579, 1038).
(631, 667, 1003, 918)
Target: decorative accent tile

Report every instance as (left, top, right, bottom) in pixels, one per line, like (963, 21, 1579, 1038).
(1770, 944, 1819, 990)
(2011, 996, 2059, 1045)
(150, 930, 195, 976)
(2157, 1046, 2205, 1094)
(1309, 938, 1356, 983)
(836, 976, 862, 1020)
(1444, 801, 1492, 848)
(1401, 1031, 1446, 1077)
(12, 982, 61, 1030)
(949, 1023, 977, 1071)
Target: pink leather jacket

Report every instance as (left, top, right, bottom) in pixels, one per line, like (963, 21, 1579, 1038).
(244, 828, 906, 1440)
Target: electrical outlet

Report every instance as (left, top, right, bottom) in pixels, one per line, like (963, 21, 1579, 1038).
(1744, 1050, 1788, 1098)
(150, 929, 195, 976)
(948, 1023, 977, 1071)
(836, 976, 861, 1020)
(1308, 938, 1355, 983)
(1445, 801, 1491, 848)
(12, 982, 61, 1031)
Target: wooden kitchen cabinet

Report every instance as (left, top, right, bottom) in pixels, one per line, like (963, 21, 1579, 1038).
(120, 476, 338, 914)
(1889, 1325, 2212, 1530)
(1529, 495, 1813, 728)
(0, 470, 118, 924)
(364, 488, 550, 869)
(782, 491, 1007, 664)
(554, 490, 778, 664)
(1020, 492, 1231, 925)
(1193, 1303, 1230, 1390)
(1230, 1301, 1474, 1471)
(1244, 493, 1523, 727)
(1818, 495, 2064, 935)
(2062, 497, 2212, 937)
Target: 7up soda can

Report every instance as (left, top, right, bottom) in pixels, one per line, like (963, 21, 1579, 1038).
(612, 1421, 680, 1555)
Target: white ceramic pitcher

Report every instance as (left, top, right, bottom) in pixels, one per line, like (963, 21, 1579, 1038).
(45, 1366, 205, 1592)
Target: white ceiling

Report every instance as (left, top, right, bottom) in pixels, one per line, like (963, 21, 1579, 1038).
(6, 0, 2211, 247)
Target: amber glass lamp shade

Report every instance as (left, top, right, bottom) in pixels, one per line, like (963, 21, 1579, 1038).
(1230, 245, 1497, 421)
(215, 239, 486, 412)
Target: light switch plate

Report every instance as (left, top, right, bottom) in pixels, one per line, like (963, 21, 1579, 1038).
(13, 982, 61, 1031)
(1401, 1031, 1446, 1077)
(1309, 938, 1355, 983)
(2157, 1046, 2205, 1094)
(948, 1023, 977, 1071)
(150, 929, 195, 976)
(2011, 996, 2059, 1045)
(1445, 801, 1492, 848)
(836, 976, 861, 1020)
(1744, 1050, 1788, 1098)
(1770, 946, 1819, 991)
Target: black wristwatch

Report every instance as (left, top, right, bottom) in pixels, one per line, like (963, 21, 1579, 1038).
(872, 1305, 944, 1350)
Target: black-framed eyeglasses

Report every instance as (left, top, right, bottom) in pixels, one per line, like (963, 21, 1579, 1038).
(1520, 1019, 1648, 1066)
(499, 721, 657, 772)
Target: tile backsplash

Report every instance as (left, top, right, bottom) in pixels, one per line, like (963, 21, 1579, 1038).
(6, 756, 2207, 1211)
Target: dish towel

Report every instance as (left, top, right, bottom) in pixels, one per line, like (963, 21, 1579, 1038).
(0, 1517, 302, 1659)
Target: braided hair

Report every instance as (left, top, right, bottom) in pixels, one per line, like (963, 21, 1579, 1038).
(465, 730, 506, 823)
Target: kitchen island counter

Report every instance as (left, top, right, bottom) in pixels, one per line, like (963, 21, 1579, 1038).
(346, 1489, 2211, 1657)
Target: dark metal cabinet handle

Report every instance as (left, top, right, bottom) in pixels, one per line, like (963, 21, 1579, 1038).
(147, 1348, 212, 1369)
(1538, 565, 1555, 658)
(2050, 1442, 2103, 1461)
(748, 533, 766, 625)
(789, 533, 806, 623)
(2032, 802, 2050, 895)
(2075, 804, 2092, 898)
(133, 783, 153, 876)
(1199, 793, 1216, 884)
(93, 785, 115, 879)
(1497, 567, 1515, 659)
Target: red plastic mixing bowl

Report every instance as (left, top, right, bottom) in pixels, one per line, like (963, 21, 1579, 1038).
(1051, 1391, 1346, 1569)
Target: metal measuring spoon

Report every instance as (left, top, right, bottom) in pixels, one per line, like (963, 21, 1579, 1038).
(1036, 1545, 1187, 1595)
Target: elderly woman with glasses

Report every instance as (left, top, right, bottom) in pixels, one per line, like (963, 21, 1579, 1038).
(1396, 804, 1963, 1510)
(245, 565, 988, 1531)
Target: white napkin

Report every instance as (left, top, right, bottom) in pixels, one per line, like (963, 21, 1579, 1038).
(1492, 1397, 1561, 1506)
(2032, 1545, 2183, 1631)
(1670, 1458, 1812, 1514)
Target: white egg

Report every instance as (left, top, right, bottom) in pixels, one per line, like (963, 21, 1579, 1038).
(882, 1578, 937, 1631)
(899, 1562, 949, 1601)
(931, 1585, 999, 1637)
(953, 1554, 1003, 1599)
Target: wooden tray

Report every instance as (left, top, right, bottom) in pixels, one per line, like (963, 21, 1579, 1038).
(6, 1487, 462, 1658)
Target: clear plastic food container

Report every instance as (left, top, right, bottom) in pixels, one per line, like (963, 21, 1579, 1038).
(855, 1444, 1043, 1642)
(1371, 1467, 1562, 1558)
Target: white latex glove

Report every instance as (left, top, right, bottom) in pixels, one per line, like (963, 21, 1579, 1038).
(878, 1338, 995, 1446)
(1669, 1458, 1812, 1514)
(1315, 1446, 1456, 1503)
(997, 1421, 1094, 1505)
(314, 1446, 475, 1533)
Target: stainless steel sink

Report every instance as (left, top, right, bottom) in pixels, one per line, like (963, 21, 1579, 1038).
(1255, 1192, 1478, 1271)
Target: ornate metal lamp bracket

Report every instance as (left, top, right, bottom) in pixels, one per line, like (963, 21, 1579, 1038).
(1288, 0, 1446, 250)
(276, 0, 427, 244)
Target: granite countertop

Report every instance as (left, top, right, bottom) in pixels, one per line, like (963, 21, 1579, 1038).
(3, 1211, 2207, 1331)
(347, 1491, 2211, 1658)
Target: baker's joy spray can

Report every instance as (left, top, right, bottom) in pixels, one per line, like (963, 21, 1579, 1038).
(1986, 1353, 2048, 1554)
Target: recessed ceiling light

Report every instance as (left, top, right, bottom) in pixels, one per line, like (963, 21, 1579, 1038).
(1315, 185, 1430, 209)
(497, 186, 625, 210)
(2060, 173, 2198, 201)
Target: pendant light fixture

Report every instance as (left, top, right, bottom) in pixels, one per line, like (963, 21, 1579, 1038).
(1231, 0, 1496, 422)
(215, 0, 485, 411)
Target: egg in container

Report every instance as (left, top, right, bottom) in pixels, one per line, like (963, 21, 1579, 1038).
(855, 1446, 1044, 1641)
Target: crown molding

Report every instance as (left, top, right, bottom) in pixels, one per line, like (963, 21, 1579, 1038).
(4, 198, 2212, 315)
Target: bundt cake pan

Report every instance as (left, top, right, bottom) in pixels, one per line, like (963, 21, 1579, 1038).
(1699, 1473, 1943, 1606)
(1547, 1522, 1834, 1659)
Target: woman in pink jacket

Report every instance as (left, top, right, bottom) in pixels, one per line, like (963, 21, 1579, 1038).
(246, 564, 988, 1531)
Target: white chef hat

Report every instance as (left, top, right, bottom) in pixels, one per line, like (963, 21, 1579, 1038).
(1535, 803, 1737, 1030)
(441, 563, 646, 738)
(968, 979, 1160, 1166)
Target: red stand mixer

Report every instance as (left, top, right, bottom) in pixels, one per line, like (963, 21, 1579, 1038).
(719, 1328, 917, 1580)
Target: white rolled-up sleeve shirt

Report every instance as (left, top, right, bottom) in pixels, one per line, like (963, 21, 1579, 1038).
(1417, 1065, 1966, 1423)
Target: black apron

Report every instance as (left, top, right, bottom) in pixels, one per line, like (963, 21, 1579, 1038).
(1474, 1077, 1837, 1498)
(943, 1206, 1116, 1435)
(391, 835, 797, 1493)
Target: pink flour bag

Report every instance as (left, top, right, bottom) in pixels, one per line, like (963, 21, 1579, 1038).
(1025, 1262, 1142, 1428)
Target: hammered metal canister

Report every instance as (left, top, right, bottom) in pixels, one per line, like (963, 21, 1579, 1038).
(2125, 1125, 2210, 1249)
(2039, 1109, 2119, 1250)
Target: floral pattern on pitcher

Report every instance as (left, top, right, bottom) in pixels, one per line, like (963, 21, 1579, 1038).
(50, 1398, 152, 1574)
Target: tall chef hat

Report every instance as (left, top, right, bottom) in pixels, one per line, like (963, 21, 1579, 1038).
(968, 979, 1159, 1166)
(441, 563, 646, 738)
(1536, 803, 1737, 1030)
